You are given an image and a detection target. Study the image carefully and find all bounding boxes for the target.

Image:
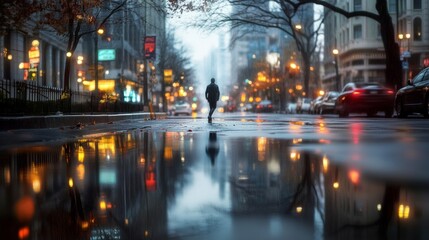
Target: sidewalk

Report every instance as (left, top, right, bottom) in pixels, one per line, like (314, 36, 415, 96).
(0, 112, 167, 131)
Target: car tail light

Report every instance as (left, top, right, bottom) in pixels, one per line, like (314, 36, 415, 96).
(386, 90, 394, 94)
(352, 90, 362, 95)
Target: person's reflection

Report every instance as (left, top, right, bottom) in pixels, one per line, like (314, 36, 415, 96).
(205, 131, 219, 166)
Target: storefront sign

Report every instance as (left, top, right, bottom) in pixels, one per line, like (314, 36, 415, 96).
(144, 36, 156, 59)
(28, 46, 40, 67)
(98, 49, 116, 61)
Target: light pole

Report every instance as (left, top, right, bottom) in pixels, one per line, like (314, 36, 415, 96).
(398, 33, 411, 85)
(266, 52, 279, 107)
(94, 28, 104, 100)
(332, 49, 340, 91)
(76, 55, 84, 101)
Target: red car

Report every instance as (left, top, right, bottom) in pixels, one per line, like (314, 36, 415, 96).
(335, 82, 395, 117)
(256, 100, 274, 113)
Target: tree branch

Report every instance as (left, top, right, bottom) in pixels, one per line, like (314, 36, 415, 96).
(284, 0, 381, 22)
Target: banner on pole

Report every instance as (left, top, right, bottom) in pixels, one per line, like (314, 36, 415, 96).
(144, 36, 156, 59)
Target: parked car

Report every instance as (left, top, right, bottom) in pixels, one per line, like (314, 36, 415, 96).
(224, 101, 237, 112)
(256, 100, 274, 113)
(296, 97, 311, 113)
(240, 103, 254, 112)
(319, 91, 339, 114)
(310, 96, 323, 114)
(335, 82, 395, 117)
(287, 102, 297, 114)
(395, 67, 429, 118)
(174, 100, 192, 116)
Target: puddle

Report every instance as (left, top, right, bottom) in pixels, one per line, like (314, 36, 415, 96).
(0, 130, 428, 240)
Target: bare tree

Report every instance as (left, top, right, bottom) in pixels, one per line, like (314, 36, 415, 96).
(158, 31, 194, 111)
(0, 0, 40, 35)
(35, 0, 131, 97)
(168, 0, 323, 97)
(285, 0, 402, 90)
(161, 33, 194, 85)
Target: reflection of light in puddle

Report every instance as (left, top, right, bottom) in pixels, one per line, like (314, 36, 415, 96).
(322, 155, 329, 173)
(268, 159, 280, 175)
(348, 169, 360, 185)
(255, 118, 264, 123)
(290, 151, 300, 161)
(4, 131, 425, 240)
(317, 121, 329, 134)
(351, 123, 362, 144)
(169, 171, 230, 228)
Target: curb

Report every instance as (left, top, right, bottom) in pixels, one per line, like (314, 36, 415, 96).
(0, 112, 167, 131)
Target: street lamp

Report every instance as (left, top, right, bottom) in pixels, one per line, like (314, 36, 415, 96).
(94, 27, 104, 108)
(398, 33, 411, 85)
(332, 49, 340, 91)
(266, 52, 280, 108)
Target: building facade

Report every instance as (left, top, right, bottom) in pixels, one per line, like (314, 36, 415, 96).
(397, 0, 429, 84)
(322, 0, 429, 91)
(229, 2, 315, 109)
(1, 26, 69, 88)
(1, 1, 166, 108)
(323, 0, 386, 91)
(80, 1, 166, 106)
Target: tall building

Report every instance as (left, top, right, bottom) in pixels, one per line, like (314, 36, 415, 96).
(323, 0, 386, 91)
(396, 0, 429, 84)
(229, 2, 315, 108)
(1, 1, 166, 107)
(229, 1, 269, 89)
(81, 1, 166, 106)
(322, 0, 429, 91)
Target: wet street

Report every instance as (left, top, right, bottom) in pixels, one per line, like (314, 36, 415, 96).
(1, 113, 429, 240)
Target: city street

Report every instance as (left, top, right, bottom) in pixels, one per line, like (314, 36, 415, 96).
(1, 112, 429, 240)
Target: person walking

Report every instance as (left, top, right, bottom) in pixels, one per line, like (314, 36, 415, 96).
(205, 78, 220, 123)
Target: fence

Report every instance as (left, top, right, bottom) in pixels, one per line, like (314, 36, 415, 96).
(0, 79, 144, 115)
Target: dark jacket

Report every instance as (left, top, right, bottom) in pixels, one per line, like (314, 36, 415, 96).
(205, 83, 220, 103)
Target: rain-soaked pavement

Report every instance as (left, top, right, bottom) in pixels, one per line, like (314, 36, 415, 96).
(1, 114, 429, 240)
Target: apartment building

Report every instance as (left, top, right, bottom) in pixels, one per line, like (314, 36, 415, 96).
(323, 0, 429, 91)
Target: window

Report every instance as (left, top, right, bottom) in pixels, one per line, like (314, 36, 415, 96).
(412, 70, 425, 84)
(369, 59, 385, 65)
(423, 69, 429, 82)
(399, 0, 406, 14)
(388, 0, 396, 12)
(413, 0, 422, 9)
(354, 0, 362, 11)
(413, 18, 422, 40)
(343, 85, 353, 92)
(353, 25, 362, 39)
(352, 60, 364, 66)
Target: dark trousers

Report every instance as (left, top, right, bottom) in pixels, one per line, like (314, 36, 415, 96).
(208, 101, 217, 118)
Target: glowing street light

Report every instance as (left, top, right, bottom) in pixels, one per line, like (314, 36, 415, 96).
(398, 33, 411, 85)
(332, 49, 340, 91)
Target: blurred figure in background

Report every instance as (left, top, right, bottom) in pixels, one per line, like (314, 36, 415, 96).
(205, 77, 220, 123)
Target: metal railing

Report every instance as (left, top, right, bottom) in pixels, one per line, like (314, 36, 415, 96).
(0, 79, 144, 115)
